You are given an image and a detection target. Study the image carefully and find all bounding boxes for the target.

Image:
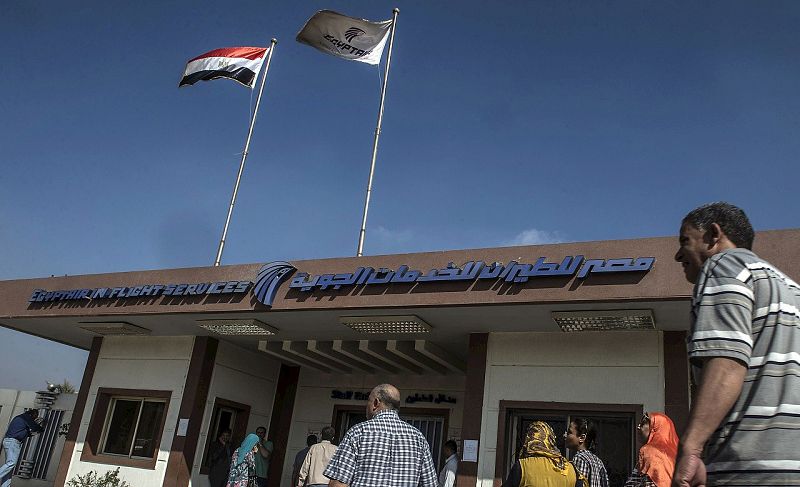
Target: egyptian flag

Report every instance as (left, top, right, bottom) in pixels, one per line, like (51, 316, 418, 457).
(179, 46, 269, 88)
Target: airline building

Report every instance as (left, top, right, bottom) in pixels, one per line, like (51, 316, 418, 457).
(1, 230, 798, 487)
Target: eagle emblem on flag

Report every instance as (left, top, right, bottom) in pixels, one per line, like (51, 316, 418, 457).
(345, 27, 366, 42)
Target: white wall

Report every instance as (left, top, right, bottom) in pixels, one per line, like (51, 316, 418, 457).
(191, 340, 281, 486)
(476, 331, 664, 487)
(280, 370, 465, 487)
(0, 389, 78, 487)
(0, 389, 27, 431)
(65, 335, 195, 487)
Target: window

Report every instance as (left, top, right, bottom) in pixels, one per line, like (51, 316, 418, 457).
(101, 397, 167, 458)
(81, 388, 171, 469)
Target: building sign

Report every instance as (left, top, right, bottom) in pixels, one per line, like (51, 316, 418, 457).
(27, 256, 655, 307)
(405, 393, 457, 405)
(331, 389, 457, 405)
(29, 280, 252, 303)
(28, 261, 296, 307)
(289, 256, 655, 292)
(331, 390, 370, 401)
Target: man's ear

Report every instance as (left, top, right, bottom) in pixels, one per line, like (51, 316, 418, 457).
(705, 223, 724, 248)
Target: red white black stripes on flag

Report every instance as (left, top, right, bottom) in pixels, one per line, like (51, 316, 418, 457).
(179, 47, 269, 88)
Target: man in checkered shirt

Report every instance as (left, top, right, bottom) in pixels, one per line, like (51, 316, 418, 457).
(324, 384, 438, 487)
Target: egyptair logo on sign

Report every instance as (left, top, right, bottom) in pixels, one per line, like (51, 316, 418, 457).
(345, 27, 366, 42)
(253, 261, 296, 308)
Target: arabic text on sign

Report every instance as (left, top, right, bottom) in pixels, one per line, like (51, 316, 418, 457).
(289, 256, 655, 292)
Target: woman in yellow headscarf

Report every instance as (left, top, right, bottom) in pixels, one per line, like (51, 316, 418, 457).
(502, 421, 586, 487)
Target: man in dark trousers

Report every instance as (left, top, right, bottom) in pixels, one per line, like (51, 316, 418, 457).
(2, 409, 45, 487)
(292, 434, 318, 487)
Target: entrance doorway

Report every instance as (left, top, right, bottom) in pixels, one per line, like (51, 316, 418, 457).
(497, 401, 642, 487)
(332, 406, 450, 468)
(200, 398, 251, 474)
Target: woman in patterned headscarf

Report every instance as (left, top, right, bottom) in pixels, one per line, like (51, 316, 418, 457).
(226, 433, 261, 487)
(502, 421, 585, 487)
(623, 412, 679, 487)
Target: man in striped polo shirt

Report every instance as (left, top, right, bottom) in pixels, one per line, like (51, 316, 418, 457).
(673, 202, 800, 486)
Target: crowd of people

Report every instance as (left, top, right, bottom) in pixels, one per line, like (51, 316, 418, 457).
(197, 202, 800, 487)
(202, 388, 681, 487)
(206, 384, 457, 487)
(500, 412, 678, 487)
(207, 425, 273, 487)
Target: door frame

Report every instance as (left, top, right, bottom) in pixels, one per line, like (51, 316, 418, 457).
(199, 397, 251, 475)
(494, 400, 643, 487)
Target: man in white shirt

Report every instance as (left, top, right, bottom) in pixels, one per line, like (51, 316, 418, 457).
(297, 426, 337, 487)
(438, 440, 458, 487)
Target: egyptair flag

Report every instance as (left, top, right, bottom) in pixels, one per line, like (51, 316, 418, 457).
(179, 46, 269, 88)
(296, 10, 392, 65)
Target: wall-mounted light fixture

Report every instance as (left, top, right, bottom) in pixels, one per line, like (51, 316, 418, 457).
(78, 322, 151, 335)
(339, 315, 431, 334)
(197, 319, 278, 336)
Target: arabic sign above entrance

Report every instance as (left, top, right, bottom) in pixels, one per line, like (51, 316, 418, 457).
(289, 256, 656, 292)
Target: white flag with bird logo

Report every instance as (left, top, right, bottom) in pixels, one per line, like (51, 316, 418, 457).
(296, 10, 392, 65)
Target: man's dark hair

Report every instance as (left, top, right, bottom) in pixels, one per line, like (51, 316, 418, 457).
(219, 428, 232, 438)
(256, 425, 267, 433)
(321, 426, 335, 441)
(306, 434, 318, 446)
(374, 384, 401, 410)
(571, 417, 598, 451)
(444, 440, 458, 454)
(24, 409, 38, 418)
(683, 202, 754, 250)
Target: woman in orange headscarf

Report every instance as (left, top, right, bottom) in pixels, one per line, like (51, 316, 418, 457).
(502, 421, 585, 487)
(623, 412, 679, 487)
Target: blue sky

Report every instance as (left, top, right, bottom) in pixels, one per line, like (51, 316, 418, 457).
(1, 1, 799, 390)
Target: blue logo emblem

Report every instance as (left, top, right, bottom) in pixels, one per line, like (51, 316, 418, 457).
(345, 27, 366, 42)
(253, 261, 296, 307)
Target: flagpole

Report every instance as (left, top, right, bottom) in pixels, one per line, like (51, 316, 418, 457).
(356, 8, 399, 257)
(214, 38, 277, 266)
